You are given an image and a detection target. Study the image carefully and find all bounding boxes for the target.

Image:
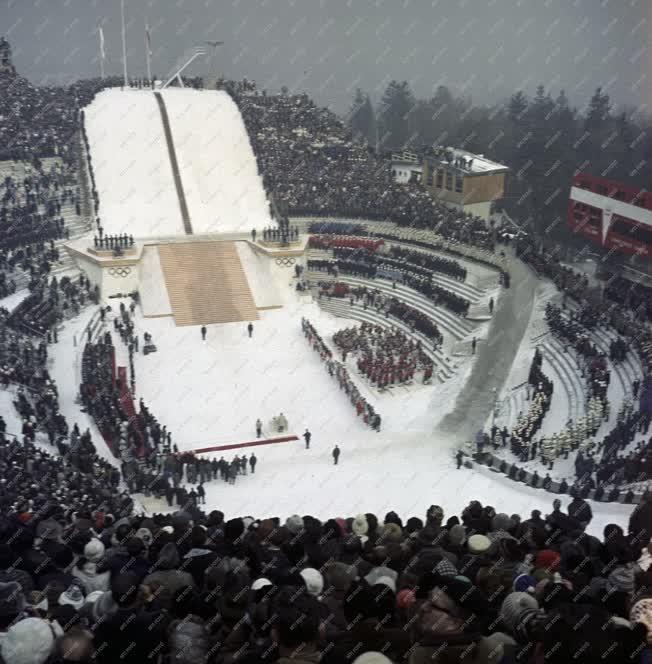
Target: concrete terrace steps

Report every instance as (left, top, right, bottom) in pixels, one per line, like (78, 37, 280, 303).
(305, 270, 474, 341)
(306, 247, 483, 304)
(541, 337, 584, 422)
(316, 296, 455, 384)
(157, 241, 258, 326)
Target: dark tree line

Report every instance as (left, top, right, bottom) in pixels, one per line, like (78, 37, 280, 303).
(349, 81, 651, 244)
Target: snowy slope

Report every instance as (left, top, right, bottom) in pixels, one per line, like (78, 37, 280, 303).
(85, 89, 185, 237)
(161, 89, 272, 234)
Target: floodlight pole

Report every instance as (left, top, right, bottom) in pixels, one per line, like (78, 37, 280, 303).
(121, 0, 128, 87)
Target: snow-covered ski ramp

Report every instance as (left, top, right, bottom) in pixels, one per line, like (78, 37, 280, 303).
(161, 88, 272, 234)
(84, 89, 185, 238)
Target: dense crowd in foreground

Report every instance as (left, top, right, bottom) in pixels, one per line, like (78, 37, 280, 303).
(0, 492, 649, 663)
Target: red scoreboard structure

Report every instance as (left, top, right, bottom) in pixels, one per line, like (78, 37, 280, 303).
(568, 174, 652, 259)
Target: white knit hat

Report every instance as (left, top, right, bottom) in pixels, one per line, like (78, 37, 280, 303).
(251, 578, 273, 591)
(0, 617, 61, 664)
(300, 568, 324, 596)
(84, 538, 105, 563)
(352, 514, 369, 538)
(352, 652, 393, 664)
(285, 515, 304, 535)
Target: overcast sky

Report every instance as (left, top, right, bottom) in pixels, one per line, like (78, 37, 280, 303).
(2, 0, 650, 115)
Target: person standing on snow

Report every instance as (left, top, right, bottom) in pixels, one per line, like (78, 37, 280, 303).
(332, 445, 340, 465)
(256, 419, 262, 438)
(249, 453, 257, 473)
(247, 322, 254, 338)
(303, 429, 311, 449)
(201, 326, 207, 341)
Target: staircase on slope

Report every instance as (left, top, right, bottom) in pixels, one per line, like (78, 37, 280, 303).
(157, 241, 259, 326)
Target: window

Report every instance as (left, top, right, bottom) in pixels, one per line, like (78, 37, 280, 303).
(445, 171, 453, 191)
(455, 176, 463, 193)
(611, 218, 652, 244)
(436, 170, 443, 188)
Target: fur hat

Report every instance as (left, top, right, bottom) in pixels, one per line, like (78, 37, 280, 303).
(468, 534, 491, 554)
(449, 524, 467, 547)
(491, 513, 514, 532)
(0, 617, 61, 664)
(365, 566, 398, 588)
(0, 581, 25, 617)
(380, 522, 402, 543)
(500, 592, 540, 635)
(285, 515, 304, 535)
(300, 568, 324, 596)
(427, 505, 444, 524)
(83, 538, 105, 563)
(352, 514, 369, 538)
(324, 562, 357, 592)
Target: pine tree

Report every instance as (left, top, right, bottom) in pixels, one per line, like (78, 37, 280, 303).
(348, 91, 376, 147)
(378, 80, 416, 150)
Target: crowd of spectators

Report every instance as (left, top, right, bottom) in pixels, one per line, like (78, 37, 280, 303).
(0, 493, 650, 663)
(234, 84, 496, 250)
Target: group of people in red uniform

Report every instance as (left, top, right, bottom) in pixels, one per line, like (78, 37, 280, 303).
(333, 322, 434, 388)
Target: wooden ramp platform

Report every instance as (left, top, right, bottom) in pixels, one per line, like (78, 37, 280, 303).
(158, 241, 259, 326)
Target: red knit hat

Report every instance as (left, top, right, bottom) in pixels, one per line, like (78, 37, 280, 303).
(535, 549, 560, 571)
(396, 588, 416, 610)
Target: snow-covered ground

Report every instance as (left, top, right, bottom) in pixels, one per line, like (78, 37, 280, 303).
(85, 89, 184, 238)
(161, 88, 272, 234)
(41, 271, 635, 538)
(0, 289, 29, 312)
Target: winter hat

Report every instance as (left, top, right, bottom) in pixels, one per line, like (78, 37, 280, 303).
(396, 588, 416, 610)
(161, 525, 174, 535)
(300, 568, 324, 597)
(491, 513, 514, 532)
(365, 566, 398, 588)
(324, 562, 357, 593)
(380, 522, 402, 543)
(0, 617, 60, 664)
(630, 598, 652, 634)
(83, 538, 105, 563)
(352, 653, 393, 664)
(535, 549, 561, 572)
(285, 515, 304, 535)
(59, 584, 84, 610)
(251, 578, 273, 591)
(372, 575, 396, 593)
(0, 581, 25, 617)
(513, 574, 537, 594)
(434, 558, 458, 578)
(427, 505, 444, 525)
(500, 592, 540, 635)
(352, 514, 369, 538)
(449, 524, 467, 547)
(468, 534, 491, 555)
(135, 528, 153, 547)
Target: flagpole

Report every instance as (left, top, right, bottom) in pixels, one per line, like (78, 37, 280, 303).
(98, 27, 105, 79)
(121, 0, 128, 87)
(145, 22, 152, 86)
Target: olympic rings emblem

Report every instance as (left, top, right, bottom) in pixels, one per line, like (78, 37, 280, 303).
(275, 257, 296, 267)
(108, 266, 132, 277)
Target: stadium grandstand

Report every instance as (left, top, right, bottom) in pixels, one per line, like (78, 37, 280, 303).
(0, 21, 650, 664)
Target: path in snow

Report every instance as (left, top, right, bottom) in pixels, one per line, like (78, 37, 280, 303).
(437, 249, 539, 442)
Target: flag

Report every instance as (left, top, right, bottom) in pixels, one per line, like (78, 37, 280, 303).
(145, 24, 152, 56)
(98, 26, 105, 60)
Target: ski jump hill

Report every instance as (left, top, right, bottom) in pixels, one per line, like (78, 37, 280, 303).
(82, 88, 279, 325)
